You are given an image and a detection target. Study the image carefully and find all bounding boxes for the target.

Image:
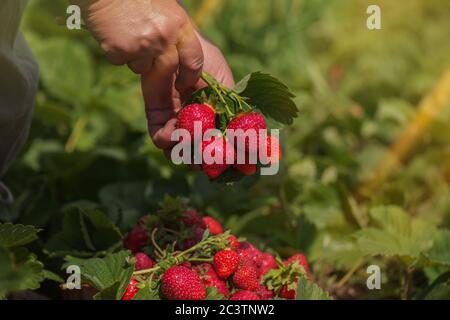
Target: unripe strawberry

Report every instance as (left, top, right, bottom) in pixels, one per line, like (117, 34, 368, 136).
(201, 137, 234, 179)
(232, 264, 260, 291)
(256, 285, 274, 300)
(284, 253, 310, 273)
(194, 263, 229, 297)
(213, 249, 240, 279)
(255, 253, 278, 276)
(161, 266, 206, 300)
(121, 278, 139, 300)
(134, 252, 155, 271)
(227, 235, 240, 249)
(230, 290, 261, 300)
(203, 216, 224, 235)
(227, 112, 267, 155)
(177, 104, 216, 142)
(124, 224, 148, 253)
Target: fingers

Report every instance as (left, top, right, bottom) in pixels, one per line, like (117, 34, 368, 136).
(175, 24, 204, 94)
(128, 57, 154, 75)
(142, 46, 181, 150)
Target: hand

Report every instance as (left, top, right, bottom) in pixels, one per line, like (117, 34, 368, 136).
(73, 0, 203, 92)
(141, 34, 234, 152)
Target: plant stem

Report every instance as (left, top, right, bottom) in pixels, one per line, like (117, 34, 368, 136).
(133, 266, 160, 276)
(401, 268, 414, 300)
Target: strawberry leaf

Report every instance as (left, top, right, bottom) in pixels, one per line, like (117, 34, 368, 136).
(296, 277, 332, 300)
(234, 72, 299, 126)
(0, 223, 41, 248)
(64, 250, 134, 300)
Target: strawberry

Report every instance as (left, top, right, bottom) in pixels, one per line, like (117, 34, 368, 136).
(124, 224, 148, 253)
(263, 135, 282, 164)
(177, 104, 216, 142)
(227, 235, 240, 249)
(236, 242, 262, 265)
(180, 226, 206, 250)
(284, 253, 310, 273)
(255, 253, 278, 276)
(161, 266, 206, 300)
(279, 284, 296, 300)
(232, 264, 260, 291)
(256, 285, 274, 300)
(202, 216, 224, 235)
(230, 290, 261, 300)
(180, 261, 192, 268)
(121, 278, 139, 300)
(194, 263, 229, 297)
(227, 112, 267, 155)
(213, 249, 240, 279)
(134, 252, 155, 271)
(233, 163, 257, 176)
(201, 137, 234, 179)
(179, 210, 206, 229)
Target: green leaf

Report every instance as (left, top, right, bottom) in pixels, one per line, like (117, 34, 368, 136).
(0, 223, 40, 248)
(428, 231, 450, 266)
(234, 72, 299, 125)
(32, 37, 94, 105)
(45, 206, 122, 257)
(356, 206, 436, 263)
(132, 283, 161, 300)
(0, 248, 48, 296)
(296, 277, 332, 300)
(64, 250, 133, 300)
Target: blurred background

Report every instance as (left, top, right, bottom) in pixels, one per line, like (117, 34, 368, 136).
(1, 0, 450, 299)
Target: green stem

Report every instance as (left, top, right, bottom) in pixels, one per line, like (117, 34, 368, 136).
(133, 266, 160, 276)
(189, 257, 213, 263)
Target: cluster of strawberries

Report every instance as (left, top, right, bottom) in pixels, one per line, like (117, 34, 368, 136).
(122, 208, 309, 300)
(177, 104, 282, 179)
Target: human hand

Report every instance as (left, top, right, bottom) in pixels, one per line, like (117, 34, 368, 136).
(72, 0, 203, 92)
(141, 34, 234, 151)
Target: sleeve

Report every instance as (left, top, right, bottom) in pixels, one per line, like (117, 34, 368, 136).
(0, 0, 39, 177)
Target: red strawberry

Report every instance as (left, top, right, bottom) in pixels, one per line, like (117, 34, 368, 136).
(255, 253, 278, 276)
(279, 284, 296, 300)
(124, 224, 148, 253)
(161, 266, 206, 300)
(230, 290, 260, 300)
(256, 285, 274, 300)
(233, 163, 257, 176)
(121, 278, 139, 300)
(201, 137, 234, 179)
(180, 210, 206, 229)
(134, 252, 155, 271)
(284, 253, 310, 273)
(194, 263, 229, 297)
(180, 261, 192, 268)
(213, 249, 240, 279)
(236, 242, 262, 265)
(227, 235, 240, 249)
(177, 104, 216, 141)
(232, 264, 260, 291)
(227, 112, 267, 155)
(263, 135, 282, 164)
(203, 216, 224, 235)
